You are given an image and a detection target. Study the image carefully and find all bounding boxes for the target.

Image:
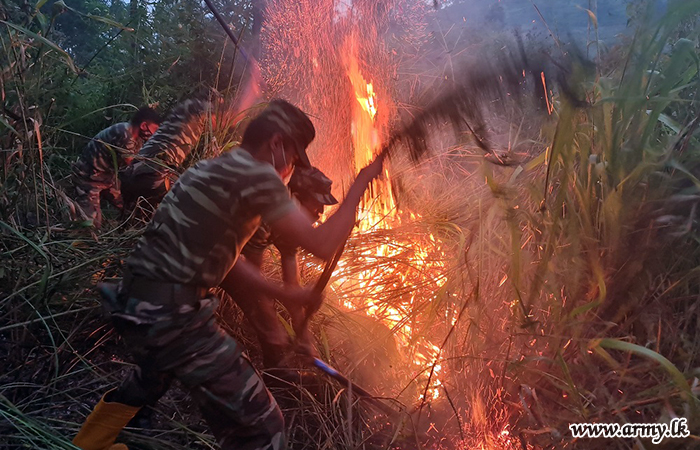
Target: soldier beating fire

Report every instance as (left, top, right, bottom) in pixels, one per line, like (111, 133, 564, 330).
(73, 86, 337, 391)
(117, 90, 337, 375)
(119, 165, 340, 430)
(72, 99, 386, 450)
(233, 165, 338, 369)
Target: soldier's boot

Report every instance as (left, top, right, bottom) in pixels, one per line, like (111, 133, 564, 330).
(73, 176, 105, 229)
(126, 405, 155, 429)
(73, 389, 140, 450)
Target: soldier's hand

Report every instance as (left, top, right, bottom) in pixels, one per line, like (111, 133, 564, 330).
(280, 287, 321, 359)
(359, 152, 386, 182)
(295, 338, 320, 359)
(281, 286, 322, 310)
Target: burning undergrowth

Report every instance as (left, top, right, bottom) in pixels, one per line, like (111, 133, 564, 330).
(257, 1, 700, 449)
(3, 1, 700, 449)
(258, 0, 562, 447)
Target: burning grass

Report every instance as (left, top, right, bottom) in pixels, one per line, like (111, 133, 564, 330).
(4, 1, 700, 450)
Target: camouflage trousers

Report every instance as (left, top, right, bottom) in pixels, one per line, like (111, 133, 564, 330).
(107, 277, 286, 450)
(72, 173, 122, 229)
(119, 160, 171, 218)
(220, 276, 291, 369)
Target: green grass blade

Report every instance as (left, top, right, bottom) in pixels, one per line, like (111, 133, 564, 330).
(1, 20, 77, 74)
(595, 338, 699, 410)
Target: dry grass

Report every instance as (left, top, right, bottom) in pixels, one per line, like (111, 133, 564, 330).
(4, 2, 700, 450)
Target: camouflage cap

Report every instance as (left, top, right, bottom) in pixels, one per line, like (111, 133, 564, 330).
(256, 99, 315, 168)
(288, 166, 338, 205)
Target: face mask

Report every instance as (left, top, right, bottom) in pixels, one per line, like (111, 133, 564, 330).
(271, 142, 285, 168)
(281, 145, 293, 183)
(271, 142, 293, 184)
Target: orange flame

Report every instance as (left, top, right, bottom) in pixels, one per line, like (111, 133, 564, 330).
(335, 34, 446, 401)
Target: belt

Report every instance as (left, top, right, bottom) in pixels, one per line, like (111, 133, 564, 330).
(121, 271, 209, 303)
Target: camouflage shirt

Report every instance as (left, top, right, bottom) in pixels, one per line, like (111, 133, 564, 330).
(73, 122, 142, 183)
(243, 222, 297, 259)
(126, 147, 295, 288)
(138, 99, 213, 168)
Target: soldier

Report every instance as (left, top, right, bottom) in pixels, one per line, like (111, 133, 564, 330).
(72, 108, 161, 229)
(72, 99, 385, 450)
(119, 90, 223, 216)
(119, 166, 338, 431)
(231, 166, 339, 371)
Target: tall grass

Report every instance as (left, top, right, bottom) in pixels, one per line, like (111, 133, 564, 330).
(0, 4, 260, 449)
(306, 3, 700, 449)
(463, 2, 700, 447)
(3, 2, 700, 450)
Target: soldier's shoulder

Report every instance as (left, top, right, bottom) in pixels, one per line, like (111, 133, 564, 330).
(94, 122, 132, 143)
(170, 98, 210, 119)
(220, 148, 281, 181)
(98, 121, 130, 135)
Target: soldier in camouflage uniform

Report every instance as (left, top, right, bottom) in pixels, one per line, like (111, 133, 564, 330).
(100, 167, 338, 431)
(72, 108, 161, 229)
(233, 166, 338, 370)
(120, 90, 223, 215)
(73, 99, 385, 450)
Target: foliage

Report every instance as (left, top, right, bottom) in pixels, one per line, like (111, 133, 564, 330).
(469, 1, 700, 446)
(1, 0, 256, 228)
(2, 0, 700, 449)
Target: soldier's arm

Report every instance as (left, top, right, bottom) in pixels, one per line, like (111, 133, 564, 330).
(270, 154, 385, 260)
(221, 255, 317, 305)
(243, 248, 264, 269)
(279, 251, 300, 286)
(272, 233, 300, 285)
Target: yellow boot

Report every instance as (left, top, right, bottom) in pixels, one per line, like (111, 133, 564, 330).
(73, 390, 140, 450)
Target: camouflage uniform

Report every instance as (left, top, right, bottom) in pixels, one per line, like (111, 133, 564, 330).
(120, 98, 216, 214)
(234, 224, 298, 368)
(243, 166, 337, 262)
(108, 147, 295, 450)
(72, 122, 143, 228)
(236, 167, 338, 368)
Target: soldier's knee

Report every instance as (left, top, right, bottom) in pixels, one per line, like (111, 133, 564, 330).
(267, 402, 285, 433)
(255, 403, 285, 450)
(266, 408, 286, 450)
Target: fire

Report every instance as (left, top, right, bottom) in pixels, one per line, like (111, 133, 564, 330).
(332, 34, 447, 401)
(356, 82, 377, 119)
(262, 0, 522, 446)
(344, 36, 393, 230)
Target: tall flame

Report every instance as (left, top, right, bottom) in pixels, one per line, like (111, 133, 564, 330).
(337, 34, 445, 401)
(345, 36, 396, 231)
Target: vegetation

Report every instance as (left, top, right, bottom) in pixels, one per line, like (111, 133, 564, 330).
(2, 0, 700, 449)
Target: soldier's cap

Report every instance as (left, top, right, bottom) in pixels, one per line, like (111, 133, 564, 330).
(257, 99, 315, 168)
(289, 166, 338, 205)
